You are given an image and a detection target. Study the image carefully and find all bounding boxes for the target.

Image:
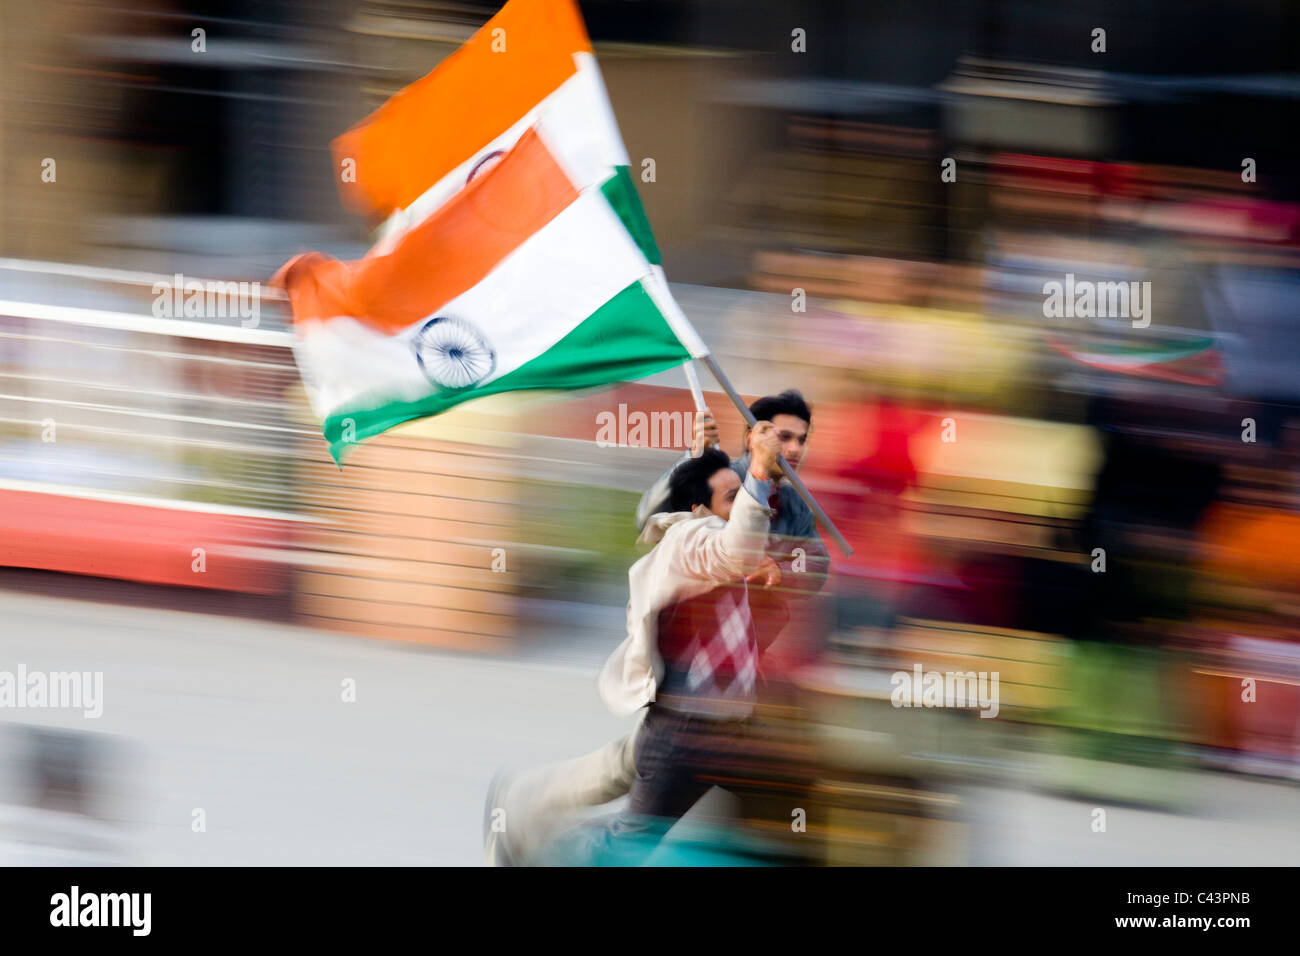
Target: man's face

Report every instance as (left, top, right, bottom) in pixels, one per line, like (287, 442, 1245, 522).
(703, 467, 741, 521)
(748, 413, 810, 471)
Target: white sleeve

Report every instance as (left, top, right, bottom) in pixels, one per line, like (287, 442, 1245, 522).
(670, 472, 774, 582)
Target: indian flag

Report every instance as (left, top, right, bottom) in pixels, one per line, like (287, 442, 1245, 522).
(275, 0, 707, 462)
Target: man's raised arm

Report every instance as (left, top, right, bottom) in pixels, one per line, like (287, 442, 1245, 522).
(672, 422, 784, 583)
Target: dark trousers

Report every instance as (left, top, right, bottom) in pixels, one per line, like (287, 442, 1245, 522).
(546, 703, 747, 865)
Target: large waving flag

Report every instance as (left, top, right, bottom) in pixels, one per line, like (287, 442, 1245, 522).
(276, 0, 707, 462)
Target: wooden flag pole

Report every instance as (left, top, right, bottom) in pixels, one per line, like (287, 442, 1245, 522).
(697, 354, 854, 557)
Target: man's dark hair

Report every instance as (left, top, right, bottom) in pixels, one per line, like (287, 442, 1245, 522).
(748, 389, 812, 428)
(667, 448, 732, 513)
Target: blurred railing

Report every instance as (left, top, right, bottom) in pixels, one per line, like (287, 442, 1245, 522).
(0, 259, 528, 642)
(0, 261, 309, 592)
(0, 262, 302, 513)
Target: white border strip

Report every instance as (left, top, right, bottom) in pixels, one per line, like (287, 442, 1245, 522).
(0, 257, 289, 299)
(0, 476, 319, 522)
(0, 299, 295, 347)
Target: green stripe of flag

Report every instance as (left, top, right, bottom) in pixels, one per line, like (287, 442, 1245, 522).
(600, 166, 661, 266)
(324, 279, 689, 461)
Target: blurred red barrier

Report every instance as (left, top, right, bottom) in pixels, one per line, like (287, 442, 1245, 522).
(0, 489, 294, 594)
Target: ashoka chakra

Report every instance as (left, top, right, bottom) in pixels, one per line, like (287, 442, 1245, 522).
(413, 316, 496, 389)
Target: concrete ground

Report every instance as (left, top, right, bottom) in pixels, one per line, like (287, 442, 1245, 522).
(0, 583, 1296, 865)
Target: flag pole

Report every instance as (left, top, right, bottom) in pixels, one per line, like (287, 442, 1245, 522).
(697, 354, 854, 557)
(682, 361, 708, 414)
(646, 268, 851, 554)
(682, 361, 713, 459)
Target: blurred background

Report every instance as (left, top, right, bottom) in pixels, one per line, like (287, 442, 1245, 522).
(0, 0, 1298, 864)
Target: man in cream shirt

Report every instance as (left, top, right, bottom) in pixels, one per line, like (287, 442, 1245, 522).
(486, 422, 786, 864)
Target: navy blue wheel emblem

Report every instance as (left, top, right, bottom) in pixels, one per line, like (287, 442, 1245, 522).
(467, 150, 506, 184)
(413, 316, 496, 389)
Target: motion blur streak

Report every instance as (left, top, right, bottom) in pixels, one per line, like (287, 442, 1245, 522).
(0, 0, 1296, 864)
